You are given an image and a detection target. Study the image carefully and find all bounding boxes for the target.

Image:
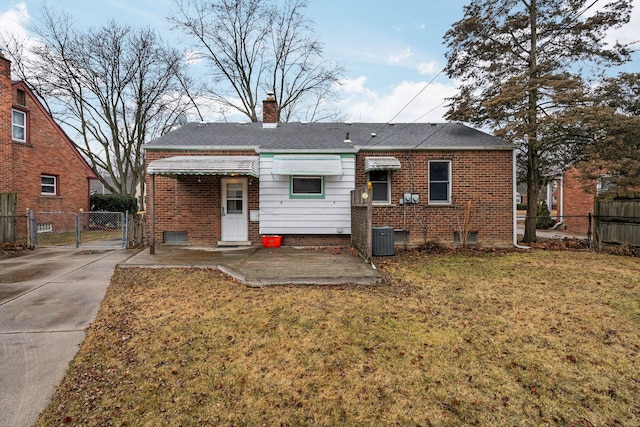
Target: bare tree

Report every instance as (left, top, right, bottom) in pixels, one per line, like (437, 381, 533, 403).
(169, 0, 343, 123)
(3, 6, 198, 196)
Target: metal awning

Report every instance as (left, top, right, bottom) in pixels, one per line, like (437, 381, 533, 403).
(147, 156, 259, 178)
(364, 156, 401, 172)
(271, 155, 343, 176)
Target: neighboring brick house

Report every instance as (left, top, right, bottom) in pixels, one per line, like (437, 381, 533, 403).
(0, 52, 96, 218)
(552, 165, 630, 234)
(144, 94, 515, 249)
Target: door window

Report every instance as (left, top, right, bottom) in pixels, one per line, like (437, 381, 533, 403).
(226, 183, 243, 214)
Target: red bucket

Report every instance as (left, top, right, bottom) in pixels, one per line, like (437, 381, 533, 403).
(261, 235, 282, 248)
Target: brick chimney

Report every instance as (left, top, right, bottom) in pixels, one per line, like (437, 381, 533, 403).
(262, 91, 278, 128)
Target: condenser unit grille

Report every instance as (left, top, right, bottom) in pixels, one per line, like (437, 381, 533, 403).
(372, 226, 395, 256)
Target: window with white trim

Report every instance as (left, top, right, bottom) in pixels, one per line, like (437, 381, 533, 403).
(368, 170, 391, 204)
(428, 161, 451, 204)
(12, 109, 26, 142)
(291, 176, 323, 197)
(41, 175, 57, 195)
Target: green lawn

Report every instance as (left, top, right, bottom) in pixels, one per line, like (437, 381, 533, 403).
(39, 250, 640, 426)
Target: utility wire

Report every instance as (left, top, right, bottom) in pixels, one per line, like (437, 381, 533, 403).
(359, 67, 447, 150)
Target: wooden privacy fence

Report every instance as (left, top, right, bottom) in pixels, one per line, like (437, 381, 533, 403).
(351, 186, 372, 260)
(593, 197, 640, 248)
(1, 193, 18, 244)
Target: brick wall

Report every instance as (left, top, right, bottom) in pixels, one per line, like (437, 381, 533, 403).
(1, 57, 91, 215)
(356, 150, 514, 248)
(0, 54, 13, 194)
(562, 167, 594, 233)
(147, 148, 514, 248)
(146, 150, 260, 245)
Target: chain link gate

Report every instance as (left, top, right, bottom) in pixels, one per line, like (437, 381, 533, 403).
(29, 211, 127, 248)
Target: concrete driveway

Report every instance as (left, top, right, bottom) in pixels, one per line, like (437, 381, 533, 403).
(0, 248, 134, 427)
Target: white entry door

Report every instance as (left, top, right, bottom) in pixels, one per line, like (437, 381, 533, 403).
(221, 178, 248, 242)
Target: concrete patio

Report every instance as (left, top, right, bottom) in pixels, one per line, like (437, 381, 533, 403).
(120, 245, 383, 287)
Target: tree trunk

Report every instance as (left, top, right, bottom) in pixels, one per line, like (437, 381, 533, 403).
(522, 0, 539, 244)
(523, 156, 539, 243)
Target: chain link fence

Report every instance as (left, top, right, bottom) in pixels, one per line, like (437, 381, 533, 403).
(28, 211, 127, 248)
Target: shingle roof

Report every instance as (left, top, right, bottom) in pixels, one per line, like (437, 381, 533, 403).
(144, 122, 513, 152)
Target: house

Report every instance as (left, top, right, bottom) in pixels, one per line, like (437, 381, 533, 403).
(0, 52, 96, 221)
(144, 94, 515, 250)
(549, 165, 625, 234)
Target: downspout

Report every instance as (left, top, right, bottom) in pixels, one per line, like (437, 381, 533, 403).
(513, 149, 531, 249)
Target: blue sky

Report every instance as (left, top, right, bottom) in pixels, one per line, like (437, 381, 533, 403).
(1, 0, 638, 123)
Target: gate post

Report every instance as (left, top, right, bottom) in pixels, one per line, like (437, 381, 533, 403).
(28, 209, 37, 249)
(124, 211, 129, 248)
(76, 213, 81, 248)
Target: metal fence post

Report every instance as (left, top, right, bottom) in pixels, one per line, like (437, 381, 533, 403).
(76, 213, 81, 248)
(124, 211, 129, 248)
(28, 210, 37, 249)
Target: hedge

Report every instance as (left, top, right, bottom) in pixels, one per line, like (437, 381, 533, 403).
(90, 194, 138, 214)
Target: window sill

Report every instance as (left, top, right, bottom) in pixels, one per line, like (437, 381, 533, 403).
(39, 195, 62, 198)
(13, 140, 31, 146)
(428, 202, 453, 207)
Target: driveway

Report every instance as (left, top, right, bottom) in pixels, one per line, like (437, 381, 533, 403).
(0, 248, 134, 427)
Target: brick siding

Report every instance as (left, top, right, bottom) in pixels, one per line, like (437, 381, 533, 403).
(1, 55, 91, 215)
(146, 150, 260, 245)
(562, 167, 594, 233)
(147, 149, 514, 248)
(357, 150, 514, 248)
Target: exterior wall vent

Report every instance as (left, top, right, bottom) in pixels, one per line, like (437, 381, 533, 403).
(372, 226, 395, 256)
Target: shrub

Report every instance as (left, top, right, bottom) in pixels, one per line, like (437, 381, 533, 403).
(517, 203, 527, 210)
(536, 201, 555, 229)
(91, 194, 138, 214)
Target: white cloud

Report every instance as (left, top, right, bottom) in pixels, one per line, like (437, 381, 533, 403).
(336, 76, 369, 94)
(0, 2, 30, 38)
(335, 78, 458, 123)
(416, 23, 426, 30)
(585, 0, 640, 47)
(183, 49, 203, 65)
(416, 61, 440, 76)
(387, 47, 412, 64)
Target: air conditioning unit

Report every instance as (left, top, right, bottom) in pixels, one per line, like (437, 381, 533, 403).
(372, 226, 395, 256)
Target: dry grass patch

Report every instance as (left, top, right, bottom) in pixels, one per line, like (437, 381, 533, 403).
(39, 251, 640, 426)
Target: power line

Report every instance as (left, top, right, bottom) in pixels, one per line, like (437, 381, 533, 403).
(359, 67, 447, 150)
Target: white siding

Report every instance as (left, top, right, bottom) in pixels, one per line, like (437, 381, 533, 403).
(259, 156, 355, 234)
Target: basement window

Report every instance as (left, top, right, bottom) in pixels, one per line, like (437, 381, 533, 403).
(164, 231, 188, 243)
(37, 223, 53, 233)
(454, 231, 478, 245)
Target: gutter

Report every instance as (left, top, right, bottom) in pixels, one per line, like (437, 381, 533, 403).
(513, 149, 531, 249)
(355, 145, 515, 151)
